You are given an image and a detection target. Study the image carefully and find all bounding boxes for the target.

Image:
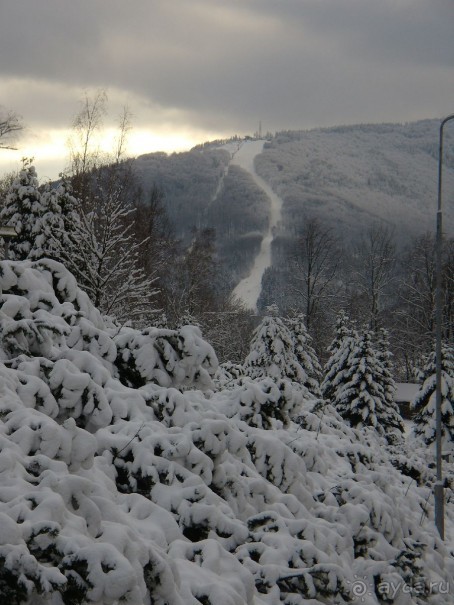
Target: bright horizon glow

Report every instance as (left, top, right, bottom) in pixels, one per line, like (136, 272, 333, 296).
(0, 125, 230, 182)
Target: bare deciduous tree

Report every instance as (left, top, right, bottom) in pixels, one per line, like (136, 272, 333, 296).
(62, 91, 158, 325)
(290, 218, 342, 331)
(398, 232, 437, 338)
(394, 233, 454, 378)
(0, 108, 23, 150)
(67, 90, 107, 202)
(351, 223, 396, 331)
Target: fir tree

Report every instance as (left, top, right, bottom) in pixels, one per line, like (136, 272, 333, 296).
(333, 330, 403, 435)
(327, 310, 353, 355)
(321, 311, 357, 402)
(285, 312, 322, 397)
(244, 308, 304, 382)
(30, 176, 83, 262)
(0, 160, 44, 260)
(374, 328, 404, 439)
(412, 343, 454, 449)
(0, 165, 82, 265)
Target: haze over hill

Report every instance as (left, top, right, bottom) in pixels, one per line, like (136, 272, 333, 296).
(133, 119, 454, 309)
(256, 120, 454, 240)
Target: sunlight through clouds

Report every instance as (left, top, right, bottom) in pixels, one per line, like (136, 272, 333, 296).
(0, 0, 453, 179)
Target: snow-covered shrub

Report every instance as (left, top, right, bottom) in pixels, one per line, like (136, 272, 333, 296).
(218, 377, 305, 429)
(114, 324, 218, 391)
(0, 259, 453, 605)
(213, 361, 245, 390)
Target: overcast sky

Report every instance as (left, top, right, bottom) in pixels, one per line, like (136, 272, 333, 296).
(1, 0, 453, 179)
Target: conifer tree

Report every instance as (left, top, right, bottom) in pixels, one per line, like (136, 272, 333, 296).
(244, 306, 304, 382)
(374, 328, 403, 423)
(333, 330, 403, 435)
(321, 311, 357, 402)
(30, 176, 82, 262)
(0, 165, 83, 265)
(412, 343, 454, 449)
(0, 160, 44, 260)
(285, 312, 322, 397)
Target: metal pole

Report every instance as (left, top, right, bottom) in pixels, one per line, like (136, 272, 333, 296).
(434, 113, 454, 540)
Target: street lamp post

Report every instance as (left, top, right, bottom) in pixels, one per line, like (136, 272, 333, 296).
(434, 113, 454, 540)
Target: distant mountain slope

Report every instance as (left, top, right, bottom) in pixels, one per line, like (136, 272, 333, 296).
(255, 120, 454, 242)
(133, 120, 454, 303)
(134, 145, 271, 285)
(134, 148, 230, 237)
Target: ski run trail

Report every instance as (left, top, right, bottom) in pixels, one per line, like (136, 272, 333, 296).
(222, 139, 283, 311)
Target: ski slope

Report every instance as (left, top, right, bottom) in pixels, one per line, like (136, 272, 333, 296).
(223, 140, 283, 311)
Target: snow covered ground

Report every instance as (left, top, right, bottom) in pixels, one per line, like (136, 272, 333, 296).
(0, 259, 453, 605)
(221, 140, 284, 311)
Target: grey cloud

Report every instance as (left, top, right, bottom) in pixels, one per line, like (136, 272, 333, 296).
(0, 0, 453, 136)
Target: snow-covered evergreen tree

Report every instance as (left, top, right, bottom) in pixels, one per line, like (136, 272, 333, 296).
(333, 330, 403, 435)
(321, 310, 357, 402)
(327, 309, 353, 355)
(285, 312, 322, 397)
(0, 161, 44, 260)
(243, 308, 304, 383)
(374, 327, 404, 439)
(30, 176, 83, 261)
(0, 165, 83, 265)
(412, 343, 454, 450)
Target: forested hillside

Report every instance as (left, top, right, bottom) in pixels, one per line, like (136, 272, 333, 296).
(256, 120, 454, 244)
(130, 120, 453, 376)
(135, 120, 454, 250)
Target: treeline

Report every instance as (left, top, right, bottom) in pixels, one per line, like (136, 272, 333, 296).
(258, 218, 453, 381)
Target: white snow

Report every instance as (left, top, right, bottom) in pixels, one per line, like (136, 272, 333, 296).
(0, 259, 453, 605)
(221, 140, 284, 311)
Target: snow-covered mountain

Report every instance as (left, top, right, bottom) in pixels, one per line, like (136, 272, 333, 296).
(134, 119, 454, 310)
(0, 259, 453, 604)
(255, 120, 454, 242)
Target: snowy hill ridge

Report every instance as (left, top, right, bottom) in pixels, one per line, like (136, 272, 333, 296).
(0, 259, 453, 604)
(136, 119, 454, 246)
(254, 119, 454, 241)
